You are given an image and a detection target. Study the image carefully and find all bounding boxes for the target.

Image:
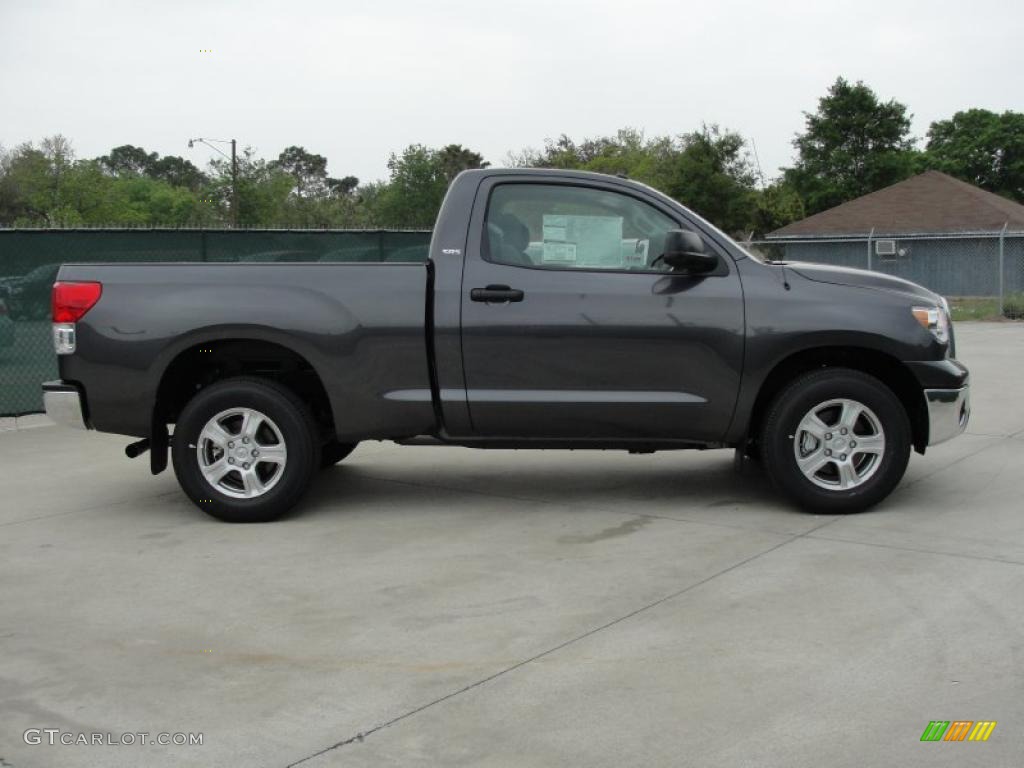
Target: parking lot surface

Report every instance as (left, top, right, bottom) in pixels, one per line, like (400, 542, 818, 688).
(1, 322, 1022, 767)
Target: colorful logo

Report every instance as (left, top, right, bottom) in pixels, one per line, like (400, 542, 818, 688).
(921, 721, 997, 742)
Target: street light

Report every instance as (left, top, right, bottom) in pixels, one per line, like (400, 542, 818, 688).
(188, 137, 238, 228)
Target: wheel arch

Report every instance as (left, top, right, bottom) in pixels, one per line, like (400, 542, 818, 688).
(154, 333, 335, 442)
(745, 346, 928, 454)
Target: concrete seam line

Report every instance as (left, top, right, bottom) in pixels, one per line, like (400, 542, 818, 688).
(896, 434, 1011, 491)
(805, 532, 1024, 568)
(282, 517, 837, 768)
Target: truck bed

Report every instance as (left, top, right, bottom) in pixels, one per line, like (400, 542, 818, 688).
(57, 262, 436, 439)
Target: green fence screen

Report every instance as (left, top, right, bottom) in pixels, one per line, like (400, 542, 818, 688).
(0, 229, 432, 416)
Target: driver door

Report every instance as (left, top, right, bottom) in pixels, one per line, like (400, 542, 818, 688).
(458, 177, 744, 442)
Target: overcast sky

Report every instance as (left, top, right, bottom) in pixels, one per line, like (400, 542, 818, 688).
(1, 0, 1021, 185)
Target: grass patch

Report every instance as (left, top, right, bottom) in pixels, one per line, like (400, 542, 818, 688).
(947, 295, 1024, 321)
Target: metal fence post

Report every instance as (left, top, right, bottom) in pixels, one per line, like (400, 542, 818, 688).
(998, 222, 1007, 316)
(867, 227, 874, 272)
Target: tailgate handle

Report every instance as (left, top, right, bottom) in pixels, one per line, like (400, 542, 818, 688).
(470, 285, 524, 303)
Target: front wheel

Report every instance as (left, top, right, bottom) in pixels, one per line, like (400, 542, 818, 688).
(172, 377, 320, 522)
(761, 368, 911, 513)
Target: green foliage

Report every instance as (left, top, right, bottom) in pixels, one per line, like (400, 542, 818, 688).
(752, 181, 806, 235)
(371, 144, 488, 228)
(99, 144, 158, 176)
(1003, 294, 1024, 320)
(663, 127, 759, 234)
(925, 109, 1024, 202)
(148, 156, 207, 191)
(784, 77, 919, 215)
(372, 145, 448, 228)
(437, 144, 489, 183)
(509, 127, 763, 234)
(0, 139, 213, 227)
(0, 88, 1019, 233)
(99, 144, 207, 191)
(272, 146, 330, 199)
(208, 148, 291, 227)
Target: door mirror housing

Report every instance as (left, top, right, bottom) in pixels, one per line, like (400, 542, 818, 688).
(661, 230, 719, 273)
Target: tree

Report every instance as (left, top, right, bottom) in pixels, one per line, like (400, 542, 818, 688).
(663, 126, 759, 234)
(370, 144, 488, 228)
(272, 145, 330, 198)
(437, 144, 489, 183)
(751, 181, 806, 235)
(784, 78, 919, 214)
(327, 175, 359, 197)
(372, 145, 447, 227)
(209, 147, 293, 227)
(925, 109, 1024, 202)
(147, 155, 207, 191)
(508, 127, 761, 234)
(99, 144, 158, 176)
(0, 143, 53, 223)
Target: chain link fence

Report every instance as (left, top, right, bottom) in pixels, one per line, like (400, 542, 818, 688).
(0, 229, 432, 415)
(747, 230, 1024, 317)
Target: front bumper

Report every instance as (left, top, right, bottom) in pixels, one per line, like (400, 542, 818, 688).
(925, 385, 970, 446)
(42, 381, 90, 430)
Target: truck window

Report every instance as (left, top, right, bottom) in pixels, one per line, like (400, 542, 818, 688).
(484, 183, 680, 272)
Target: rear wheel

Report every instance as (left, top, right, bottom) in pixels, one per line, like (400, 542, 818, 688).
(172, 377, 320, 522)
(761, 368, 910, 513)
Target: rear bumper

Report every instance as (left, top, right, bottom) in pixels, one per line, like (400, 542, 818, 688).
(925, 385, 970, 446)
(42, 380, 90, 430)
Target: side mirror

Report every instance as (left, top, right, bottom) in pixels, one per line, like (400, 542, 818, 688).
(661, 230, 719, 273)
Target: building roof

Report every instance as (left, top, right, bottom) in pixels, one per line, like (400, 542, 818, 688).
(769, 171, 1024, 238)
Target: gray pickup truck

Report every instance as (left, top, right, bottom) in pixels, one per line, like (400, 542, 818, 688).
(43, 169, 969, 522)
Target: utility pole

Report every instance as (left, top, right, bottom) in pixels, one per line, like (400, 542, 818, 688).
(230, 139, 238, 229)
(188, 137, 240, 227)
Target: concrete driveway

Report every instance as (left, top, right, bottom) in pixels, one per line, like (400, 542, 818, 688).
(1, 323, 1022, 767)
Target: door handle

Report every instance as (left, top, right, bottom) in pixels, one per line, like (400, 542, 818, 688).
(470, 285, 525, 303)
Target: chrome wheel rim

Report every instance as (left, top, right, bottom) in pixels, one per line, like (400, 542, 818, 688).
(195, 408, 287, 499)
(793, 398, 885, 491)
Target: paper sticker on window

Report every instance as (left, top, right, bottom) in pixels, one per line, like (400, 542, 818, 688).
(542, 214, 624, 268)
(621, 238, 649, 267)
(542, 241, 577, 264)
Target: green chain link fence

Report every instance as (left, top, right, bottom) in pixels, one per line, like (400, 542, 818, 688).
(0, 229, 432, 415)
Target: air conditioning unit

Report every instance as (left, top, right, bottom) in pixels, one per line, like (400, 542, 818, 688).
(875, 239, 897, 257)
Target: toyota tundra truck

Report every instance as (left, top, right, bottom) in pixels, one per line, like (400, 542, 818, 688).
(42, 169, 970, 522)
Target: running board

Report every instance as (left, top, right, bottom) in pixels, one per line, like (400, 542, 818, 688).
(393, 435, 723, 452)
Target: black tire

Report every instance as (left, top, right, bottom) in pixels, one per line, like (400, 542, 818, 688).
(320, 440, 357, 468)
(171, 377, 320, 522)
(761, 368, 911, 513)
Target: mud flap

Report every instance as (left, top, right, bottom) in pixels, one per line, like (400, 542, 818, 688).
(151, 420, 169, 475)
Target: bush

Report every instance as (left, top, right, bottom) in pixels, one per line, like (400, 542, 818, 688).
(1004, 296, 1024, 320)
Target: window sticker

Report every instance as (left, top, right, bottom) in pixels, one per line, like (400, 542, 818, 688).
(541, 241, 578, 265)
(542, 214, 624, 268)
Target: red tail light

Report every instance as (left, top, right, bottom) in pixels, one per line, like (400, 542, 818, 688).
(52, 281, 103, 322)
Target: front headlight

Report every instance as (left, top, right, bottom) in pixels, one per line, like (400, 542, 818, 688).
(912, 304, 950, 344)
